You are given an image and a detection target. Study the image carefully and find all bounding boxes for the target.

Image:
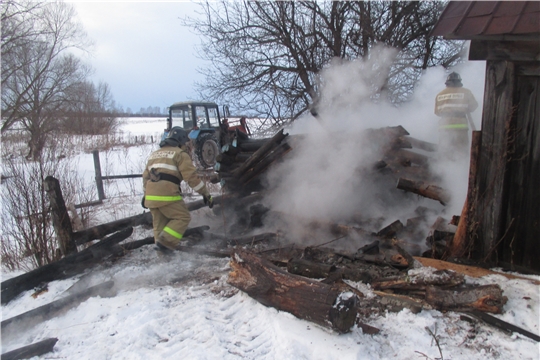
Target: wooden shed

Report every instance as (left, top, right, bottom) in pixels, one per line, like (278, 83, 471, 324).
(432, 1, 540, 271)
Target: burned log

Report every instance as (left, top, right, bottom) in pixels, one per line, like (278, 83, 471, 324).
(425, 284, 507, 314)
(232, 129, 288, 178)
(391, 149, 431, 166)
(1, 338, 58, 360)
(376, 220, 404, 238)
(287, 258, 336, 279)
(238, 142, 292, 185)
(226, 232, 279, 247)
(2, 281, 115, 335)
(228, 249, 359, 333)
(44, 176, 78, 256)
(406, 137, 438, 152)
(463, 310, 540, 342)
(413, 257, 540, 285)
(450, 130, 481, 258)
(1, 228, 132, 305)
(396, 177, 451, 205)
(372, 269, 465, 291)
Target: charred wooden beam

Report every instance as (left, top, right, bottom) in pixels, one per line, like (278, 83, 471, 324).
(406, 137, 438, 152)
(228, 249, 359, 333)
(463, 309, 540, 342)
(376, 220, 404, 238)
(44, 176, 77, 256)
(372, 269, 464, 291)
(0, 338, 58, 360)
(287, 258, 336, 279)
(413, 257, 540, 285)
(391, 149, 431, 166)
(73, 213, 150, 244)
(425, 284, 507, 314)
(232, 129, 288, 178)
(238, 138, 270, 152)
(2, 281, 115, 334)
(238, 142, 292, 185)
(226, 232, 278, 247)
(450, 131, 481, 258)
(396, 177, 451, 205)
(1, 228, 132, 305)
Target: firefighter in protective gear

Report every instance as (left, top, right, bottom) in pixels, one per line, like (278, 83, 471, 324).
(434, 72, 478, 160)
(142, 127, 213, 251)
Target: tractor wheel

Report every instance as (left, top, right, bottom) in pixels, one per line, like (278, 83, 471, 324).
(195, 133, 220, 169)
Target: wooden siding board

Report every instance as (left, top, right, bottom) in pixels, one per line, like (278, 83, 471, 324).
(502, 70, 540, 269)
(473, 61, 515, 261)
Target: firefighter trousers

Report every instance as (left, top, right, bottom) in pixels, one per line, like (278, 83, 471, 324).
(149, 200, 191, 247)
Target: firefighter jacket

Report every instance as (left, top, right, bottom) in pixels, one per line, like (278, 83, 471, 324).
(142, 145, 210, 208)
(434, 86, 478, 130)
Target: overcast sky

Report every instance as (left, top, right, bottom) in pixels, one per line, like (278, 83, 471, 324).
(69, 1, 205, 114)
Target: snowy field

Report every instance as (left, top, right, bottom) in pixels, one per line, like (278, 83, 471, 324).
(1, 116, 539, 359)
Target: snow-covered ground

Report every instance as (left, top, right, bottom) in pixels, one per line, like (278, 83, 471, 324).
(2, 117, 539, 359)
(2, 243, 539, 359)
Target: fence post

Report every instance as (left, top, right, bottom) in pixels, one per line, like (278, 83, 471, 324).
(44, 176, 78, 256)
(92, 150, 106, 200)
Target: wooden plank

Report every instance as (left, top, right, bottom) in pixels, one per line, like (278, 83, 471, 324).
(413, 257, 540, 285)
(2, 281, 115, 334)
(44, 176, 77, 256)
(469, 40, 540, 62)
(450, 130, 482, 258)
(1, 228, 132, 305)
(0, 338, 58, 360)
(470, 60, 515, 262)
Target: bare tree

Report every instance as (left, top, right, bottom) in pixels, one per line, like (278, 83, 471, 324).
(62, 80, 118, 134)
(1, 1, 92, 160)
(184, 1, 464, 122)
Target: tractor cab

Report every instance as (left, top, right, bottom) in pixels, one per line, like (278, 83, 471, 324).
(163, 101, 231, 169)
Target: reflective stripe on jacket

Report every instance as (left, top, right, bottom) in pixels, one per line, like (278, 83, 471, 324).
(142, 145, 209, 208)
(435, 86, 478, 131)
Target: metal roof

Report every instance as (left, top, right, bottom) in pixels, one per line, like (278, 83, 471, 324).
(169, 101, 218, 109)
(431, 1, 540, 40)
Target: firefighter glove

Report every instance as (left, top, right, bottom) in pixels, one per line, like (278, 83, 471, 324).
(141, 196, 147, 209)
(203, 194, 214, 209)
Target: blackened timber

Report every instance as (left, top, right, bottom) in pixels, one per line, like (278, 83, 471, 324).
(73, 196, 224, 245)
(228, 249, 359, 333)
(287, 258, 336, 279)
(406, 137, 438, 152)
(73, 213, 151, 244)
(0, 338, 58, 360)
(227, 233, 278, 247)
(425, 284, 507, 314)
(238, 138, 270, 152)
(451, 131, 481, 258)
(1, 281, 115, 334)
(232, 129, 288, 178)
(396, 178, 451, 205)
(392, 149, 431, 166)
(238, 142, 292, 185)
(44, 176, 77, 256)
(1, 228, 132, 305)
(464, 309, 540, 342)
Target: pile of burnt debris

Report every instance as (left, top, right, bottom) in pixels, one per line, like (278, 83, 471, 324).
(2, 126, 538, 360)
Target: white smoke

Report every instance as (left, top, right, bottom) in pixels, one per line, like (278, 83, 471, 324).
(264, 43, 486, 248)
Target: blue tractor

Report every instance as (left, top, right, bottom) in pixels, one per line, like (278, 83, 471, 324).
(162, 101, 227, 169)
